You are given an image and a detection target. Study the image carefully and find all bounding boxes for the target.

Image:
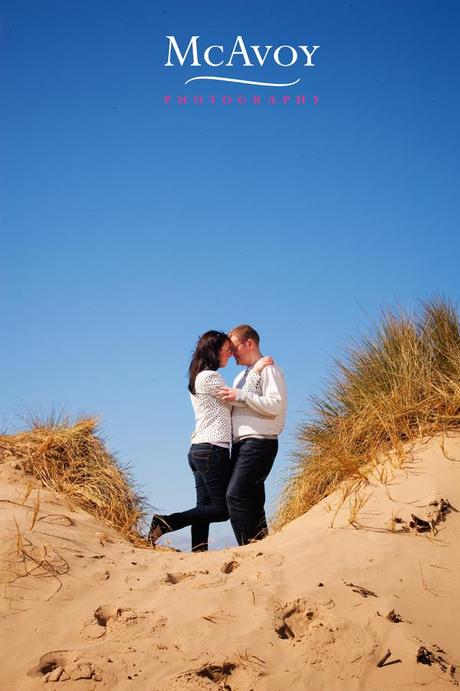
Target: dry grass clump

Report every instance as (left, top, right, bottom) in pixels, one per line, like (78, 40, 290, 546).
(275, 298, 460, 530)
(0, 416, 147, 544)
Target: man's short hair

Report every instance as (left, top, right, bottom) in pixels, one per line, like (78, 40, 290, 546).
(229, 324, 260, 345)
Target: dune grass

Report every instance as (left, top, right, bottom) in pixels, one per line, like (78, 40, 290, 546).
(274, 298, 460, 530)
(0, 415, 148, 545)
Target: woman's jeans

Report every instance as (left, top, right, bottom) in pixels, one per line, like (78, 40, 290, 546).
(159, 443, 231, 551)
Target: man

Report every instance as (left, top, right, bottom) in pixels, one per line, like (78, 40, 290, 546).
(218, 324, 287, 546)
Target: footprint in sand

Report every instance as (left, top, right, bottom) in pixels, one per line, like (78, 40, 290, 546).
(255, 551, 285, 567)
(82, 604, 167, 641)
(220, 560, 239, 574)
(163, 571, 196, 585)
(27, 650, 70, 678)
(274, 599, 316, 640)
(162, 569, 210, 585)
(180, 661, 238, 688)
(272, 599, 376, 675)
(81, 604, 127, 640)
(94, 604, 123, 627)
(27, 651, 103, 682)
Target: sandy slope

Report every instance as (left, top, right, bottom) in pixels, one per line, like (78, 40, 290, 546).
(1, 435, 459, 690)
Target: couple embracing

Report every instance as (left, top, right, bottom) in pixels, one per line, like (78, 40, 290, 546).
(149, 324, 287, 550)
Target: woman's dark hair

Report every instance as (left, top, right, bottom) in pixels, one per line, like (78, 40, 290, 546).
(188, 330, 229, 394)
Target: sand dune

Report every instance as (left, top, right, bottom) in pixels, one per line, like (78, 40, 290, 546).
(1, 434, 459, 690)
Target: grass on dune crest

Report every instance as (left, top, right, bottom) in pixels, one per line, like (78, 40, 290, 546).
(0, 415, 148, 545)
(274, 298, 460, 530)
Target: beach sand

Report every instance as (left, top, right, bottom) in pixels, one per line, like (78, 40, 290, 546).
(1, 434, 459, 689)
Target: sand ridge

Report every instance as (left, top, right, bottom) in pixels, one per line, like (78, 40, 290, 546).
(1, 435, 459, 689)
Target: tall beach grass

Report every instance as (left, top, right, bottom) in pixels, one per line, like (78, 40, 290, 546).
(0, 415, 148, 544)
(274, 298, 460, 530)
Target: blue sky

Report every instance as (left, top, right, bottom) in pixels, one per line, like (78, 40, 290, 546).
(2, 1, 460, 549)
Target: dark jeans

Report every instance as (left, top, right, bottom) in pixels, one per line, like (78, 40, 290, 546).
(159, 443, 231, 551)
(226, 438, 278, 546)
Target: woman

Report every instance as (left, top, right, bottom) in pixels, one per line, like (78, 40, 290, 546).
(148, 330, 271, 551)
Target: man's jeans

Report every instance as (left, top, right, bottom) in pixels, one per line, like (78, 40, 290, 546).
(160, 443, 231, 551)
(226, 438, 278, 546)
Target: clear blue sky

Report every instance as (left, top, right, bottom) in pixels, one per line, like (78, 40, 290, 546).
(2, 1, 459, 549)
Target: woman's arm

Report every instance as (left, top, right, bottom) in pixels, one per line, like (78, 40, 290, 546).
(225, 356, 274, 407)
(194, 370, 228, 397)
(219, 366, 284, 417)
